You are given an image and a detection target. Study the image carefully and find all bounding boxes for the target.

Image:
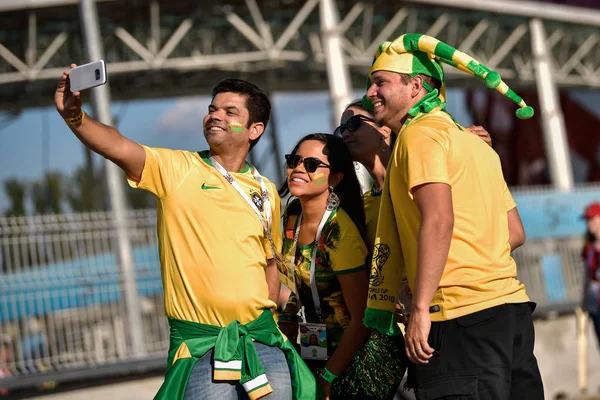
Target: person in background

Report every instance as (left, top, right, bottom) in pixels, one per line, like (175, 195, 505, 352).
(581, 201, 600, 349)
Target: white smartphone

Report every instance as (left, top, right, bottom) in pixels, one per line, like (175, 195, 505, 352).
(69, 60, 107, 92)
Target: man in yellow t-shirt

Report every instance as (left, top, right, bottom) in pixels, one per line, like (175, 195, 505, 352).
(54, 74, 297, 399)
(363, 34, 544, 399)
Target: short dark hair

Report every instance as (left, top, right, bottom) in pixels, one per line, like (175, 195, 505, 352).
(211, 78, 271, 151)
(399, 73, 442, 91)
(346, 99, 367, 111)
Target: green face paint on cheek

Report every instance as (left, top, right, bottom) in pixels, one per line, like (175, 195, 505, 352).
(228, 122, 243, 132)
(313, 172, 326, 185)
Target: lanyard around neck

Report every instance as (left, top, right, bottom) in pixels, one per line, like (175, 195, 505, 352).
(208, 153, 273, 237)
(288, 207, 334, 320)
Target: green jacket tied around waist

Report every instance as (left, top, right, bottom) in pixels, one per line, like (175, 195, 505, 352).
(154, 310, 317, 400)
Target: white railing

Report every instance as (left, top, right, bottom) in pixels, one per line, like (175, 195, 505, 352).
(0, 185, 596, 390)
(513, 236, 584, 314)
(0, 209, 168, 390)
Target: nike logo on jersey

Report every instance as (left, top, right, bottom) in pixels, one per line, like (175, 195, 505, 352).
(201, 183, 221, 190)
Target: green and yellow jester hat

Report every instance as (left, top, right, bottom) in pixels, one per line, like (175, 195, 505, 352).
(362, 33, 534, 121)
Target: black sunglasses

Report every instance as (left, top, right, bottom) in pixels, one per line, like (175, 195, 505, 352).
(333, 114, 375, 137)
(285, 154, 331, 173)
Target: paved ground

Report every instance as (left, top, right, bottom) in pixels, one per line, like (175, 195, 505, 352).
(11, 375, 163, 400)
(13, 314, 600, 400)
(535, 313, 600, 399)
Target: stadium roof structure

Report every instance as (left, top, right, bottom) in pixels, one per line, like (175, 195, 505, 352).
(0, 0, 598, 189)
(0, 0, 598, 111)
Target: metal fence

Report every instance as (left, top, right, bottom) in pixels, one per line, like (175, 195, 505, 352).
(513, 236, 585, 314)
(0, 210, 168, 391)
(0, 191, 594, 390)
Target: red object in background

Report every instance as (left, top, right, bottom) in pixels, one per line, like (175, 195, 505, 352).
(582, 243, 600, 285)
(466, 89, 600, 186)
(583, 202, 600, 219)
(0, 366, 9, 395)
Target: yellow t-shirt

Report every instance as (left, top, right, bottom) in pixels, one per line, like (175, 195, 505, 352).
(387, 109, 529, 321)
(363, 187, 382, 250)
(281, 202, 368, 344)
(128, 147, 282, 326)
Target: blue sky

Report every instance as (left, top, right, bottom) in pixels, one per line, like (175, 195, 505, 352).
(3, 87, 599, 213)
(0, 88, 473, 212)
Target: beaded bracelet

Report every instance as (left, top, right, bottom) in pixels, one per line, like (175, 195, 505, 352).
(65, 110, 85, 126)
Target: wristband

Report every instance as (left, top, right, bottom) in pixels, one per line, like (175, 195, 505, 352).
(64, 110, 85, 125)
(320, 367, 337, 383)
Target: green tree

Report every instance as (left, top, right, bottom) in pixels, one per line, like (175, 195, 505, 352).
(66, 165, 102, 212)
(31, 172, 64, 215)
(65, 163, 154, 213)
(31, 181, 46, 215)
(45, 172, 64, 214)
(3, 178, 27, 217)
(95, 163, 154, 210)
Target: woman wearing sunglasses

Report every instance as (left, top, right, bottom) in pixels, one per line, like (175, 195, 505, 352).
(335, 101, 395, 251)
(336, 99, 492, 252)
(277, 133, 382, 399)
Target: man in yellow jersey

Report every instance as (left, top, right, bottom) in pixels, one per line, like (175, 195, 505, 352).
(362, 35, 544, 399)
(55, 69, 316, 399)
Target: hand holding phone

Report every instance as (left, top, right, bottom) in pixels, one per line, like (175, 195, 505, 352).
(68, 60, 107, 92)
(55, 63, 81, 119)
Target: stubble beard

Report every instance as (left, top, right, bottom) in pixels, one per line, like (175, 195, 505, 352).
(204, 129, 229, 149)
(377, 108, 401, 133)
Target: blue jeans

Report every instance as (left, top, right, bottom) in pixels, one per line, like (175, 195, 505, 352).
(184, 342, 292, 400)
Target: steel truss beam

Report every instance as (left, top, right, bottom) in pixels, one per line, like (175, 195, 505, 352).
(0, 0, 599, 174)
(1, 0, 599, 94)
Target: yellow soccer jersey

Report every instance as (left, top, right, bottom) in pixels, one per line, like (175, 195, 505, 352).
(363, 186, 382, 250)
(386, 109, 529, 321)
(128, 147, 282, 326)
(281, 202, 368, 345)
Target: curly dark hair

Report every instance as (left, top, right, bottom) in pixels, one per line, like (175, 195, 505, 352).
(279, 133, 366, 243)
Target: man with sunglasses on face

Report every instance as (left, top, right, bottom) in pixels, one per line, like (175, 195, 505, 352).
(361, 34, 543, 400)
(55, 69, 316, 399)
